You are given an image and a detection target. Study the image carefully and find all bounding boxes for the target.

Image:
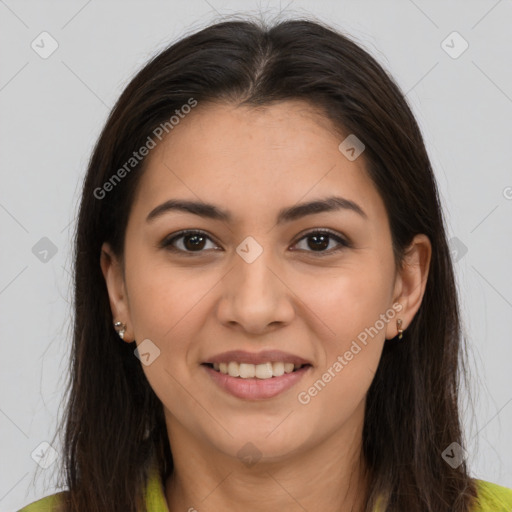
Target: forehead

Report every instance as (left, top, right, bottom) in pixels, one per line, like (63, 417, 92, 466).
(131, 100, 386, 227)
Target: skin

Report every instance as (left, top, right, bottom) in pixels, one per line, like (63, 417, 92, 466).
(101, 100, 431, 512)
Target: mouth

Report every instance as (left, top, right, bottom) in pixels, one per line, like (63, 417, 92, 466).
(202, 361, 312, 379)
(201, 361, 312, 400)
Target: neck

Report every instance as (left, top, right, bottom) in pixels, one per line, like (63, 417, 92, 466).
(164, 409, 369, 512)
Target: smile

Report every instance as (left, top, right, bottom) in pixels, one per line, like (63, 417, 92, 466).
(202, 362, 312, 400)
(204, 361, 310, 379)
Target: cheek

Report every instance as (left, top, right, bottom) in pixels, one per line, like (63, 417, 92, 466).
(125, 261, 209, 410)
(293, 257, 391, 405)
(297, 294, 386, 428)
(125, 257, 208, 341)
(296, 260, 392, 342)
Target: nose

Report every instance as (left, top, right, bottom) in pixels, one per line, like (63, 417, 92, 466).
(216, 246, 295, 334)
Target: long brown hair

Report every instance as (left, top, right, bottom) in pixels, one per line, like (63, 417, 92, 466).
(46, 14, 477, 511)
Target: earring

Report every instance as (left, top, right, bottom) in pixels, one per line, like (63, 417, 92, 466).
(114, 321, 126, 340)
(396, 318, 404, 340)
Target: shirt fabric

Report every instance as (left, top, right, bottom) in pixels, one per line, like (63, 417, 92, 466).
(18, 466, 512, 511)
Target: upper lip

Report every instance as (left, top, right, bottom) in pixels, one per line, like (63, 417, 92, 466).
(203, 350, 312, 366)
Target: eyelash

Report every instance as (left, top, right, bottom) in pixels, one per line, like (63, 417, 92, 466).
(159, 229, 351, 257)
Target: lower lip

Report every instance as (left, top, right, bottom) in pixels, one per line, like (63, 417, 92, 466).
(202, 364, 311, 400)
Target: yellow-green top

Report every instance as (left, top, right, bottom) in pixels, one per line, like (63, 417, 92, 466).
(18, 467, 512, 511)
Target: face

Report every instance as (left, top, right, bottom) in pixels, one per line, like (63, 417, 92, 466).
(101, 100, 429, 464)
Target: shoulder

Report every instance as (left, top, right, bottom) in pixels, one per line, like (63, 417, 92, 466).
(19, 479, 511, 511)
(16, 464, 167, 512)
(472, 479, 512, 511)
(17, 490, 68, 512)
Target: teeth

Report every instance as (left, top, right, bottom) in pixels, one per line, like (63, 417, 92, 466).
(212, 361, 306, 379)
(255, 362, 273, 379)
(228, 361, 240, 377)
(273, 361, 285, 377)
(239, 363, 256, 378)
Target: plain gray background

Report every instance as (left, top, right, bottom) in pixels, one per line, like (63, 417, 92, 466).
(1, 1, 511, 510)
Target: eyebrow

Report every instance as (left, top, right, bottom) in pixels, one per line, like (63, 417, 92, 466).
(145, 195, 367, 224)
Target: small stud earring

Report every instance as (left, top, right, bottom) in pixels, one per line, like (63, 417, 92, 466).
(396, 318, 404, 340)
(114, 321, 126, 340)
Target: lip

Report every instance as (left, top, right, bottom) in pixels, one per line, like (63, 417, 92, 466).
(203, 349, 312, 366)
(202, 363, 312, 400)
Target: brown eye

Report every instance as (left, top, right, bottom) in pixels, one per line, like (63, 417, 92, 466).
(292, 230, 350, 255)
(160, 230, 220, 254)
(160, 229, 350, 256)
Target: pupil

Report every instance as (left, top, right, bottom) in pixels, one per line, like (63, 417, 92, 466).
(308, 234, 328, 251)
(185, 234, 206, 251)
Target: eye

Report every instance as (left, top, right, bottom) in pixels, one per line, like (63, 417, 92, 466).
(291, 230, 350, 255)
(160, 230, 221, 254)
(160, 229, 350, 256)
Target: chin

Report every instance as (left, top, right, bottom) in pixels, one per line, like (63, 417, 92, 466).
(207, 423, 313, 461)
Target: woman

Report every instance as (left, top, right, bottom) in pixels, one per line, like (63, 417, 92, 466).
(19, 16, 512, 512)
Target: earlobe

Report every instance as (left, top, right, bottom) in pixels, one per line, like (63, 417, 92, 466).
(100, 242, 132, 342)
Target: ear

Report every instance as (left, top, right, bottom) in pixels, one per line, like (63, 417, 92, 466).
(386, 234, 432, 340)
(100, 242, 133, 342)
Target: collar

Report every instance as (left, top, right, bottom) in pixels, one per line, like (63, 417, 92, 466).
(144, 463, 170, 511)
